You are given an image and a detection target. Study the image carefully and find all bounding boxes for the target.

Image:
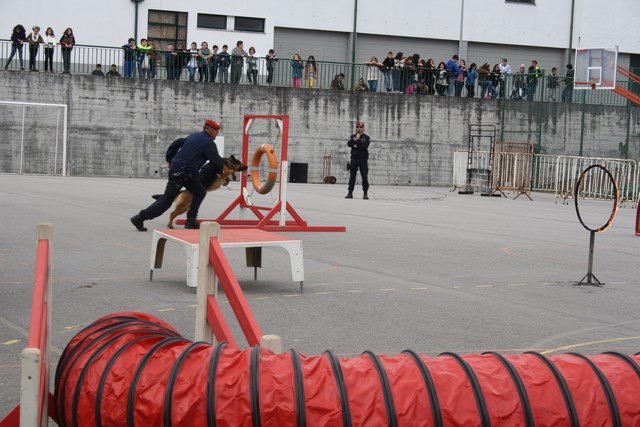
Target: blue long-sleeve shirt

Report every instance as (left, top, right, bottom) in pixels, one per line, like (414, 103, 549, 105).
(170, 131, 223, 176)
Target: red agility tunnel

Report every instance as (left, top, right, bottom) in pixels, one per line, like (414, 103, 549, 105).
(55, 312, 640, 426)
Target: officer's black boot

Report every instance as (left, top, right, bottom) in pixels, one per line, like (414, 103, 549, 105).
(185, 218, 200, 229)
(130, 213, 147, 232)
(363, 192, 369, 200)
(345, 191, 353, 199)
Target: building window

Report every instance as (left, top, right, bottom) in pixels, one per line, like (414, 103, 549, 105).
(198, 14, 227, 30)
(505, 0, 535, 4)
(234, 16, 265, 33)
(147, 9, 188, 52)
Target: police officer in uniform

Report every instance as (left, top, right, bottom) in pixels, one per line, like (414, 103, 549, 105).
(346, 121, 370, 200)
(130, 119, 224, 231)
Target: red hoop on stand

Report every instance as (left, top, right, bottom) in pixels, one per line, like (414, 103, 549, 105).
(196, 115, 346, 232)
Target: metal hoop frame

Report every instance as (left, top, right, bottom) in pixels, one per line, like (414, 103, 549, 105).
(574, 164, 619, 233)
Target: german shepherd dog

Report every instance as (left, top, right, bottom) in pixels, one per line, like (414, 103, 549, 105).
(152, 155, 248, 228)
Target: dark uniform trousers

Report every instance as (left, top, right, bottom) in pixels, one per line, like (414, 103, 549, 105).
(140, 170, 206, 221)
(348, 158, 369, 193)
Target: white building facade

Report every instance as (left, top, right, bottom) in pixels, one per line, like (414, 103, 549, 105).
(3, 0, 639, 71)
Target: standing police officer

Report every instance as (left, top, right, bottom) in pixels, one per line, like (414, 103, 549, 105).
(130, 119, 224, 231)
(346, 121, 370, 200)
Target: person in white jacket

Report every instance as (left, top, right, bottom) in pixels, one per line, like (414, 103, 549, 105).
(43, 27, 56, 73)
(499, 58, 512, 99)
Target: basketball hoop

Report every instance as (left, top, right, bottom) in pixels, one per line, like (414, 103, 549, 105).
(574, 81, 597, 90)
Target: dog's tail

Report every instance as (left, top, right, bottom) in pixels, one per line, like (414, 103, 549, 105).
(151, 194, 162, 200)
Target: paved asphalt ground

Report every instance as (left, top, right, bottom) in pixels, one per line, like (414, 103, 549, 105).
(1, 174, 639, 415)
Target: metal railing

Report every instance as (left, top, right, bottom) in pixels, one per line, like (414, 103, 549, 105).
(453, 150, 639, 204)
(3, 39, 637, 106)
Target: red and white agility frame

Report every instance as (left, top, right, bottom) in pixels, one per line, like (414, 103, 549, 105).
(213, 114, 346, 232)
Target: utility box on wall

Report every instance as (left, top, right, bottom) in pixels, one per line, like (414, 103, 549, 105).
(289, 162, 308, 183)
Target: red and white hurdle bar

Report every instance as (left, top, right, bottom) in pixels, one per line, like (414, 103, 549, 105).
(0, 224, 58, 427)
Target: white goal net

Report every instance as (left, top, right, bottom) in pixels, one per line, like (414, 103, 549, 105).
(0, 101, 68, 175)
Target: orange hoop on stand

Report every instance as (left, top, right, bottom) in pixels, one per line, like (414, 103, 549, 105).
(250, 143, 278, 195)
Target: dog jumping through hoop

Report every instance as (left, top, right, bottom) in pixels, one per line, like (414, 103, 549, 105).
(130, 119, 247, 231)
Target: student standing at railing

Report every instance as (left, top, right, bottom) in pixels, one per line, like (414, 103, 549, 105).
(198, 41, 211, 82)
(230, 40, 247, 84)
(43, 27, 56, 73)
(400, 56, 416, 93)
(499, 58, 512, 98)
(477, 62, 495, 99)
(365, 56, 381, 92)
(218, 44, 230, 83)
(526, 60, 541, 101)
(424, 58, 437, 95)
(454, 59, 466, 96)
(209, 45, 219, 83)
(164, 43, 175, 80)
(246, 47, 259, 85)
(26, 26, 43, 72)
(174, 42, 188, 81)
(186, 42, 199, 81)
(490, 63, 502, 99)
(59, 27, 75, 74)
(445, 54, 460, 96)
(137, 38, 152, 78)
(122, 38, 136, 77)
(435, 61, 448, 96)
(148, 40, 160, 78)
(562, 63, 574, 103)
(392, 52, 404, 92)
(265, 49, 277, 85)
(546, 67, 560, 102)
(510, 64, 527, 100)
(290, 53, 303, 88)
(4, 24, 26, 70)
(381, 52, 394, 92)
(465, 63, 478, 98)
(304, 55, 317, 88)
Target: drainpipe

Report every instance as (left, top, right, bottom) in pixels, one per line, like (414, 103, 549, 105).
(567, 0, 575, 66)
(459, 0, 465, 58)
(132, 0, 145, 43)
(350, 0, 358, 89)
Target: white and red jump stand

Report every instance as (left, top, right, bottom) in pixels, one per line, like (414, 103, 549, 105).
(212, 114, 345, 232)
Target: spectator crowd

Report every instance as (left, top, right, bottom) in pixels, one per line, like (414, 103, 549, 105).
(3, 23, 576, 102)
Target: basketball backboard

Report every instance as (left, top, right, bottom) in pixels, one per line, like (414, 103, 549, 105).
(574, 47, 618, 90)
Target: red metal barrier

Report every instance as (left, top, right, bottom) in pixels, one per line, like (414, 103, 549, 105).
(55, 312, 640, 427)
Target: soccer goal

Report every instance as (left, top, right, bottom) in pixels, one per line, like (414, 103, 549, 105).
(0, 101, 68, 176)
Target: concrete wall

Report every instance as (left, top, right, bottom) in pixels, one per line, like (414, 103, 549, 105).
(0, 72, 638, 186)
